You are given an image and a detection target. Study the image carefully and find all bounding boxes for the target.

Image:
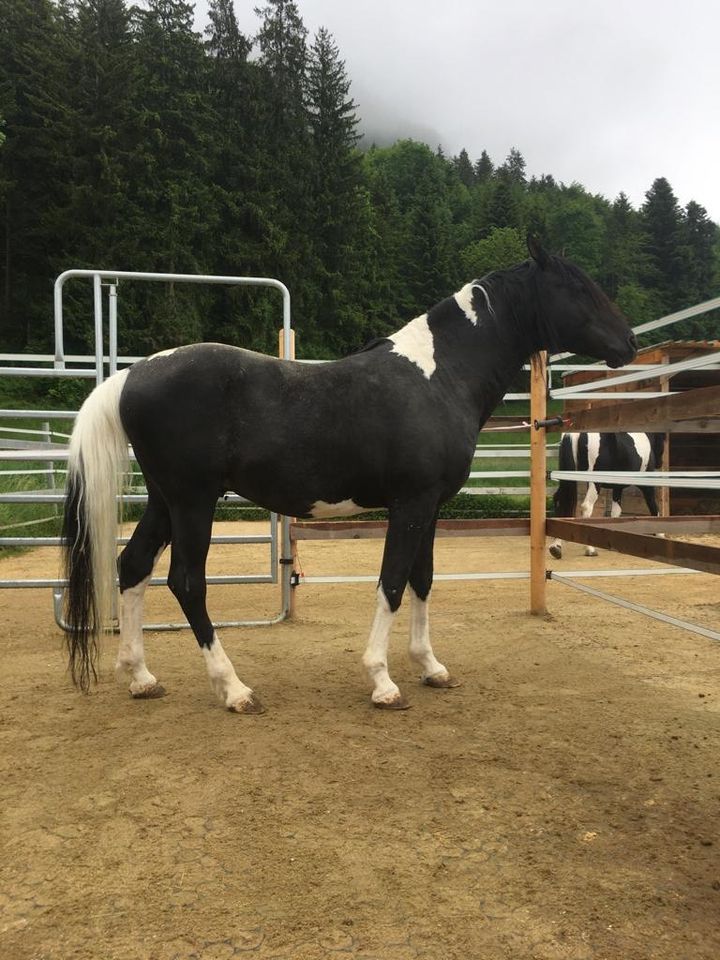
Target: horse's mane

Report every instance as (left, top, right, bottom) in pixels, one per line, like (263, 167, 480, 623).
(353, 336, 391, 355)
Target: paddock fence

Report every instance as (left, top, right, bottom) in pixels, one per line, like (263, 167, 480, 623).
(1, 274, 719, 639)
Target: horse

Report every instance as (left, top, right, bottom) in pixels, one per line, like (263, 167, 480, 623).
(61, 237, 637, 713)
(549, 431, 665, 559)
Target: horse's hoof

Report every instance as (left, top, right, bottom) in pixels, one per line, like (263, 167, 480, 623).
(549, 545, 562, 559)
(373, 695, 411, 710)
(131, 683, 167, 700)
(423, 673, 462, 689)
(229, 694, 265, 715)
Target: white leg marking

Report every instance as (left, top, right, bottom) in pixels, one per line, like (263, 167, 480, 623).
(610, 499, 623, 518)
(581, 482, 599, 556)
(116, 547, 166, 696)
(408, 587, 448, 681)
(203, 633, 255, 710)
(549, 538, 563, 558)
(362, 586, 403, 705)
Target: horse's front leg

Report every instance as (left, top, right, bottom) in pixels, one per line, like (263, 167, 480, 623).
(408, 517, 460, 690)
(362, 497, 437, 709)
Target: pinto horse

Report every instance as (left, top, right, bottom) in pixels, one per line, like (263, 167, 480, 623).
(549, 431, 665, 559)
(61, 238, 636, 713)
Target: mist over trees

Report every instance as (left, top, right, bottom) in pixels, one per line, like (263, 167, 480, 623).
(1, 0, 718, 363)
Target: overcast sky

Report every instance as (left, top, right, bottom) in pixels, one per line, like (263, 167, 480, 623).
(195, 0, 720, 223)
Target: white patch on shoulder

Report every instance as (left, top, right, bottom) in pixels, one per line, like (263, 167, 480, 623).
(146, 347, 178, 362)
(310, 499, 377, 518)
(388, 314, 435, 378)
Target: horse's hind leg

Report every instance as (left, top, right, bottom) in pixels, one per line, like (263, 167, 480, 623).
(407, 516, 460, 690)
(167, 496, 262, 714)
(117, 489, 171, 698)
(581, 482, 600, 556)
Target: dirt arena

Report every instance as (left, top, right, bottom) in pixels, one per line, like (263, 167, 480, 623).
(1, 523, 719, 960)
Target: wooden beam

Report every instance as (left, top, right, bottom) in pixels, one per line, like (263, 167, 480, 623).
(566, 384, 720, 433)
(546, 518, 720, 575)
(291, 518, 530, 541)
(529, 352, 547, 614)
(566, 515, 720, 535)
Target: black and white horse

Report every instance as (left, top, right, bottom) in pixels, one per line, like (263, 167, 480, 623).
(549, 431, 665, 559)
(61, 238, 636, 713)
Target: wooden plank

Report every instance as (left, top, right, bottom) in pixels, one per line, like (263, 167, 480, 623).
(567, 384, 720, 433)
(529, 352, 547, 614)
(290, 518, 530, 541)
(546, 518, 720, 575)
(566, 515, 720, 535)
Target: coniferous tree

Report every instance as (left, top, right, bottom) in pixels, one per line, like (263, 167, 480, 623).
(127, 0, 218, 350)
(451, 148, 475, 188)
(254, 0, 317, 344)
(474, 150, 493, 183)
(305, 26, 365, 352)
(0, 0, 75, 349)
(601, 192, 647, 299)
(641, 177, 686, 312)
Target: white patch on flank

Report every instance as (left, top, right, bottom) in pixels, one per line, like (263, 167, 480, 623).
(586, 433, 601, 471)
(629, 433, 651, 470)
(146, 347, 179, 362)
(454, 281, 493, 324)
(388, 314, 435, 378)
(310, 499, 376, 518)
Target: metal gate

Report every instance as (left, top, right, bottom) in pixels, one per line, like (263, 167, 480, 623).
(0, 270, 295, 630)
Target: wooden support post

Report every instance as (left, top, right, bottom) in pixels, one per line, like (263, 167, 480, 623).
(530, 351, 548, 615)
(278, 328, 298, 618)
(659, 350, 670, 517)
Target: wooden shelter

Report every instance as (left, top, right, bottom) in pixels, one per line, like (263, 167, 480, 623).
(557, 341, 720, 515)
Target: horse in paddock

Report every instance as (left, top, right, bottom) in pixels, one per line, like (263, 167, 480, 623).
(61, 237, 636, 713)
(549, 431, 665, 559)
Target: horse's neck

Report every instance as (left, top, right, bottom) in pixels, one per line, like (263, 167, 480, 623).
(431, 297, 538, 421)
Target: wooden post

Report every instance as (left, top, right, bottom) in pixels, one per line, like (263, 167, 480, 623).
(530, 351, 548, 615)
(659, 350, 670, 517)
(278, 329, 299, 618)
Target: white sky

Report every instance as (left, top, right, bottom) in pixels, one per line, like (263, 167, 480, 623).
(195, 0, 720, 223)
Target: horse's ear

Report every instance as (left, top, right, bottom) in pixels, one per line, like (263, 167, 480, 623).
(527, 234, 550, 269)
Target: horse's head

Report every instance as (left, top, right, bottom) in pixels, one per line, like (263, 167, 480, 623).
(528, 236, 637, 368)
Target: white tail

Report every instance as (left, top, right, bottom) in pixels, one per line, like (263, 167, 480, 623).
(64, 368, 130, 684)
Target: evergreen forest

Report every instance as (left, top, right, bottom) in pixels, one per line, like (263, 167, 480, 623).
(1, 0, 719, 368)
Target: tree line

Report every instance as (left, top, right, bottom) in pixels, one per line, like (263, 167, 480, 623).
(1, 0, 718, 368)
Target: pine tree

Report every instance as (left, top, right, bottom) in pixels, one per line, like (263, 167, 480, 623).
(641, 177, 686, 312)
(451, 148, 475, 188)
(305, 26, 365, 353)
(601, 192, 647, 299)
(0, 0, 75, 349)
(499, 147, 526, 185)
(124, 0, 219, 350)
(474, 150, 493, 183)
(253, 0, 318, 347)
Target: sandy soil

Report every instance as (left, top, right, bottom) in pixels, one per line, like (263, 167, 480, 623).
(1, 523, 720, 960)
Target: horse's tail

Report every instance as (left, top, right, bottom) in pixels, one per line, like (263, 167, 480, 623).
(552, 433, 578, 517)
(61, 369, 130, 691)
